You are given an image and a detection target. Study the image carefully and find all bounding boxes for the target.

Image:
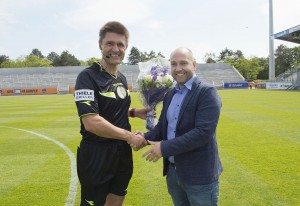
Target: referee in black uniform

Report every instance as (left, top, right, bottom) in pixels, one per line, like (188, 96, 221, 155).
(74, 21, 148, 206)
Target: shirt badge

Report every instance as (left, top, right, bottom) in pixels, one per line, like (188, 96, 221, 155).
(116, 86, 127, 99)
(74, 89, 94, 101)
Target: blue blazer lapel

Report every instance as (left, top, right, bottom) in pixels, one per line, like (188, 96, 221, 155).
(162, 89, 176, 140)
(177, 78, 200, 123)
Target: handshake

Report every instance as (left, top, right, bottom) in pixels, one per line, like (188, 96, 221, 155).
(127, 131, 162, 162)
(127, 131, 147, 151)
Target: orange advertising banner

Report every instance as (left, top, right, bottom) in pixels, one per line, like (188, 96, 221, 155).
(0, 86, 130, 96)
(69, 87, 75, 94)
(0, 88, 58, 96)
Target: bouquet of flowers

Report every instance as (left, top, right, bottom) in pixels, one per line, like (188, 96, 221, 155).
(137, 57, 174, 130)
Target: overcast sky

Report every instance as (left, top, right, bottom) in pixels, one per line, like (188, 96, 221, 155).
(0, 0, 299, 63)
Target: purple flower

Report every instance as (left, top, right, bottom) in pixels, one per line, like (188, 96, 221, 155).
(162, 67, 169, 76)
(137, 57, 174, 130)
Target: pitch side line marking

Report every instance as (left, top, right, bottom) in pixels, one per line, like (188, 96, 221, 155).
(0, 126, 77, 206)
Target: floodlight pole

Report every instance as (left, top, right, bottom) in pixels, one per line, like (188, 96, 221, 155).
(269, 0, 275, 81)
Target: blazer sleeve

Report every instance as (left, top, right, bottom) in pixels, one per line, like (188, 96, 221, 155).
(144, 89, 174, 141)
(144, 116, 163, 141)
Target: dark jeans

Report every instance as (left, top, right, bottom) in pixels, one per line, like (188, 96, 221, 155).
(166, 165, 219, 206)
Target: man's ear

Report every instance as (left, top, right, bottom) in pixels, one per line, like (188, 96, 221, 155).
(98, 40, 102, 50)
(193, 59, 197, 70)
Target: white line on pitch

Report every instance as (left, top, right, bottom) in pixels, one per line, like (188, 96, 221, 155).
(0, 126, 78, 206)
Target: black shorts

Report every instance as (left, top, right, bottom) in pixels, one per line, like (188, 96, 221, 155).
(77, 139, 133, 206)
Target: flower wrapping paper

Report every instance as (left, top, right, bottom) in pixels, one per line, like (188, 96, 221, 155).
(137, 57, 174, 130)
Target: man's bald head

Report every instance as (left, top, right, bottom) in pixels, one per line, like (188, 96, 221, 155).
(170, 47, 195, 62)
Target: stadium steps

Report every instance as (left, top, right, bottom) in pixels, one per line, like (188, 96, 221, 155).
(0, 63, 245, 90)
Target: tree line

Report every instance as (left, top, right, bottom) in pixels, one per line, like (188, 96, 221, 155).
(0, 44, 299, 80)
(203, 45, 300, 80)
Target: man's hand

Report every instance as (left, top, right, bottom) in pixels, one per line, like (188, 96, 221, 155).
(135, 108, 156, 120)
(127, 132, 147, 151)
(134, 130, 144, 137)
(142, 141, 162, 162)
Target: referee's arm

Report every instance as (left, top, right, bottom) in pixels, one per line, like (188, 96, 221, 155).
(82, 114, 146, 147)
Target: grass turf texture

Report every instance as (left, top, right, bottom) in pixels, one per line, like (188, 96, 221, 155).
(0, 90, 299, 205)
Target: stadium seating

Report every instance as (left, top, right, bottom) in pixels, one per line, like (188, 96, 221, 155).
(0, 63, 245, 91)
(195, 63, 244, 87)
(275, 67, 299, 82)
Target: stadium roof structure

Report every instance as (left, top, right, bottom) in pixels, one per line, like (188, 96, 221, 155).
(273, 24, 300, 44)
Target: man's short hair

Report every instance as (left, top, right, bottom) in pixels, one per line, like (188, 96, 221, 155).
(99, 21, 129, 46)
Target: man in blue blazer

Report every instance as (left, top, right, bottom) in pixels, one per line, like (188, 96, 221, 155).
(141, 47, 223, 206)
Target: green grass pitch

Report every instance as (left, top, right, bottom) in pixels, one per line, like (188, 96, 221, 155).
(0, 89, 299, 205)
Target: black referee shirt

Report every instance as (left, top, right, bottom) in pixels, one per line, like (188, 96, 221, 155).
(74, 62, 131, 142)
